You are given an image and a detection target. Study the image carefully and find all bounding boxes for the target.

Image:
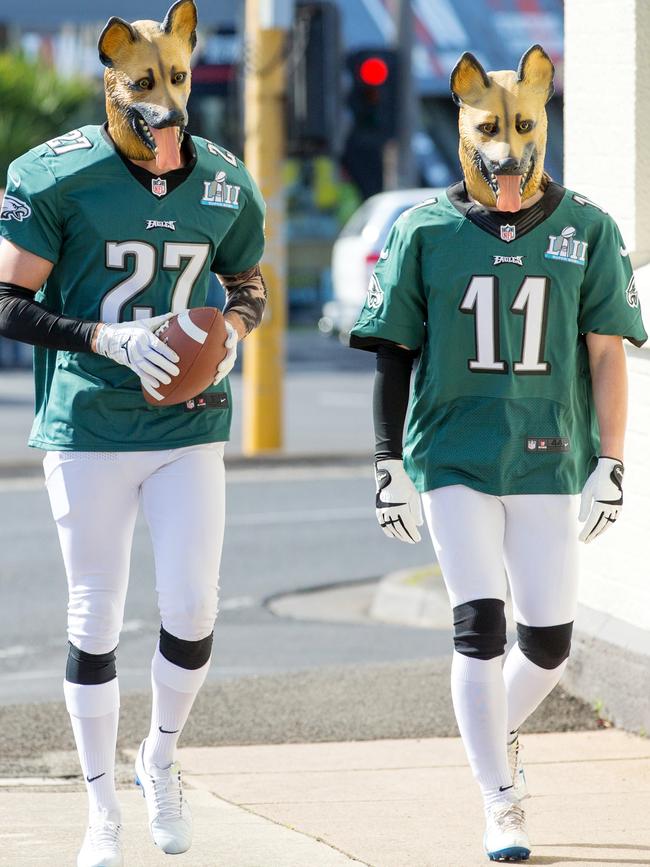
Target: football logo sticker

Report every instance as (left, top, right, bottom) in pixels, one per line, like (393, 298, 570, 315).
(0, 194, 31, 222)
(367, 274, 384, 309)
(545, 226, 588, 266)
(151, 177, 167, 197)
(201, 171, 241, 209)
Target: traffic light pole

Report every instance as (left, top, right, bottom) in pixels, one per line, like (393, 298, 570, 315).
(242, 0, 290, 454)
(395, 0, 416, 188)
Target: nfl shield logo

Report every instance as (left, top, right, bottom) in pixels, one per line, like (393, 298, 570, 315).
(500, 224, 516, 243)
(151, 177, 167, 197)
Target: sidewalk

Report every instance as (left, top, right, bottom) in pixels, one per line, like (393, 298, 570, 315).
(2, 730, 648, 866)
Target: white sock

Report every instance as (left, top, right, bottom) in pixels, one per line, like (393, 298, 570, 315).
(144, 645, 211, 770)
(504, 642, 568, 733)
(64, 679, 121, 822)
(450, 651, 514, 811)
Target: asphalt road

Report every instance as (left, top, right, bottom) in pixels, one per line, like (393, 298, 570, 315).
(0, 465, 445, 706)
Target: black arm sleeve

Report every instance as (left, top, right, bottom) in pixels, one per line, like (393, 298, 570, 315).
(0, 283, 96, 352)
(373, 343, 415, 460)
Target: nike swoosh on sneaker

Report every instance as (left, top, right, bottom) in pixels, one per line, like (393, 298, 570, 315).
(86, 772, 106, 783)
(159, 725, 180, 734)
(498, 784, 514, 792)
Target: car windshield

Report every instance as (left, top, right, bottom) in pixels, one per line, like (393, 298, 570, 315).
(338, 199, 377, 238)
(377, 205, 414, 248)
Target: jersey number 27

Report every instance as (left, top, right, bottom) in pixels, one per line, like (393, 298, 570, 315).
(101, 241, 210, 323)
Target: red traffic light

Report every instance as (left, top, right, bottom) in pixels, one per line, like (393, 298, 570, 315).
(359, 57, 389, 86)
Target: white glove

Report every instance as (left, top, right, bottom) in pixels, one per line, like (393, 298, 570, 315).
(375, 458, 424, 544)
(578, 456, 624, 544)
(95, 314, 180, 402)
(213, 319, 238, 386)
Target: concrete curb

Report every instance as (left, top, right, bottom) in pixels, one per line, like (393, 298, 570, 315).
(369, 564, 448, 628)
(0, 452, 372, 479)
(370, 564, 650, 733)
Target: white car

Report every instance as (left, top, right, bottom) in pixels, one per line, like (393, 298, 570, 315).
(320, 188, 443, 338)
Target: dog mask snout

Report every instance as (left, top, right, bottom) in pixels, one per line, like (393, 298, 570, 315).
(495, 157, 521, 175)
(149, 108, 187, 130)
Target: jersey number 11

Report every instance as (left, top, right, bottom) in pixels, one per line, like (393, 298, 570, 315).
(459, 275, 550, 375)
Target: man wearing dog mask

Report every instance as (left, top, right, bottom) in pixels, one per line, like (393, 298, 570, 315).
(351, 45, 646, 862)
(0, 2, 267, 864)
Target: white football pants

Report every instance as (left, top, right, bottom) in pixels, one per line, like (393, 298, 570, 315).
(421, 485, 579, 624)
(422, 484, 580, 799)
(43, 443, 226, 654)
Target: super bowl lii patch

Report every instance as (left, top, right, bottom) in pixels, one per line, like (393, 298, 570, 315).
(525, 437, 570, 453)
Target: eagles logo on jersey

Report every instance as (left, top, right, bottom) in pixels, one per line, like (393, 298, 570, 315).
(0, 194, 31, 222)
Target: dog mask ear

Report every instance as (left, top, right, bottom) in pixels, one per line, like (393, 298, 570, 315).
(163, 0, 198, 50)
(450, 52, 491, 106)
(98, 17, 139, 68)
(517, 44, 555, 102)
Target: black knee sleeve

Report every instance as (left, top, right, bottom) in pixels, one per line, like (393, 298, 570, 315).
(159, 625, 213, 670)
(452, 598, 507, 660)
(517, 622, 573, 670)
(66, 642, 117, 685)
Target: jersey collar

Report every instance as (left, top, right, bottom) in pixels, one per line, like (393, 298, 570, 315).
(101, 123, 197, 197)
(446, 180, 566, 241)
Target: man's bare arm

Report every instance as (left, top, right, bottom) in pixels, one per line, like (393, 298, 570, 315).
(0, 240, 103, 349)
(0, 238, 53, 289)
(217, 264, 268, 340)
(586, 332, 627, 461)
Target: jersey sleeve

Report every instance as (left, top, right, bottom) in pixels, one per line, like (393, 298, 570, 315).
(349, 215, 427, 352)
(0, 154, 62, 264)
(578, 215, 647, 346)
(211, 164, 266, 275)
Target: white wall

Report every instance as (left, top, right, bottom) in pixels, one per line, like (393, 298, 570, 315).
(579, 349, 650, 632)
(565, 0, 650, 660)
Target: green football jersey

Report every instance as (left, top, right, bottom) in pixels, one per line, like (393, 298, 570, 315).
(351, 182, 647, 496)
(0, 125, 265, 451)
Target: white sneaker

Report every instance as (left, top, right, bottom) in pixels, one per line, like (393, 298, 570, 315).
(77, 810, 123, 867)
(507, 732, 529, 801)
(135, 740, 192, 855)
(484, 801, 530, 862)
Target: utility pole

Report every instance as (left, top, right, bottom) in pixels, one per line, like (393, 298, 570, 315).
(242, 0, 291, 453)
(395, 0, 416, 188)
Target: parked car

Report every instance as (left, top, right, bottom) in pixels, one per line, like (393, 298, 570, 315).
(320, 188, 443, 338)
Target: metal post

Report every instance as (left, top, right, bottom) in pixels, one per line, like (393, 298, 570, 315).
(395, 0, 416, 188)
(242, 0, 290, 453)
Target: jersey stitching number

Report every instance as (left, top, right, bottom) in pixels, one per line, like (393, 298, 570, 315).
(510, 276, 551, 375)
(101, 241, 211, 323)
(460, 275, 551, 375)
(459, 275, 508, 373)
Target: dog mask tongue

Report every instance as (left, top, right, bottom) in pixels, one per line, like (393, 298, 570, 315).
(495, 175, 522, 212)
(151, 127, 182, 172)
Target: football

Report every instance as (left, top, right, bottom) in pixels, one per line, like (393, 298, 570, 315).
(142, 307, 228, 406)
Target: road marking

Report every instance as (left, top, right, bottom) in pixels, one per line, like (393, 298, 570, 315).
(121, 619, 147, 633)
(0, 463, 373, 491)
(0, 644, 33, 659)
(229, 507, 370, 526)
(220, 595, 256, 610)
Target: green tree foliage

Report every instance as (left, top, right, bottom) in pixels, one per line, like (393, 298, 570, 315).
(0, 52, 99, 182)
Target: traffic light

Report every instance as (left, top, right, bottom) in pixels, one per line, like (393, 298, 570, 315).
(347, 49, 399, 143)
(286, 2, 342, 157)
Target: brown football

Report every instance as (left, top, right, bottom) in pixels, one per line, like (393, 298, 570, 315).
(142, 307, 228, 406)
